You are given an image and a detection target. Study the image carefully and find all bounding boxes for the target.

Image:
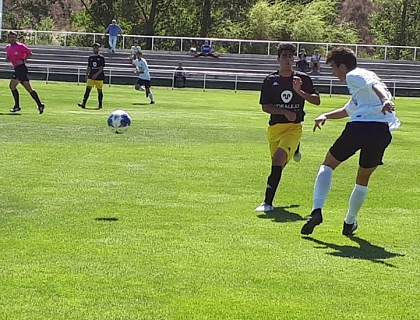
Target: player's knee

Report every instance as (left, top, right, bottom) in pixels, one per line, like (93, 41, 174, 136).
(356, 166, 376, 186)
(272, 149, 287, 166)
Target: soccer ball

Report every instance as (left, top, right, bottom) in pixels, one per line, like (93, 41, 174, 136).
(107, 110, 131, 133)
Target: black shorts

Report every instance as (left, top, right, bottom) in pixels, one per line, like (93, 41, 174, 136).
(12, 64, 29, 82)
(329, 122, 392, 168)
(136, 78, 151, 88)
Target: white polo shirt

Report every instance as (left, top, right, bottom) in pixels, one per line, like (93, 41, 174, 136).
(346, 67, 397, 124)
(134, 58, 151, 81)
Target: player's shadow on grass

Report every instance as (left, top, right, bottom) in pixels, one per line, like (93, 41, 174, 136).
(0, 113, 21, 116)
(94, 217, 119, 222)
(131, 102, 150, 106)
(302, 236, 404, 268)
(257, 204, 305, 223)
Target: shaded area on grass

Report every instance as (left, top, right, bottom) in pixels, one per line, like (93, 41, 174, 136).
(257, 204, 305, 223)
(302, 236, 405, 267)
(94, 217, 119, 222)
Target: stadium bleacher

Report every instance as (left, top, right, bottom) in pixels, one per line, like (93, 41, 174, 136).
(1, 44, 420, 96)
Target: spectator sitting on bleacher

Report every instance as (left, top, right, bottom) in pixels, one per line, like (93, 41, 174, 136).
(195, 40, 219, 58)
(189, 47, 197, 56)
(130, 40, 142, 62)
(174, 62, 186, 87)
(296, 48, 309, 72)
(310, 49, 321, 74)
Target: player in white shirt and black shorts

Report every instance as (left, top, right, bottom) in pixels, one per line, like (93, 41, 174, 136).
(301, 47, 400, 237)
(133, 52, 155, 104)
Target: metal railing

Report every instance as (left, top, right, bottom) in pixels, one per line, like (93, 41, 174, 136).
(0, 63, 416, 97)
(2, 29, 420, 61)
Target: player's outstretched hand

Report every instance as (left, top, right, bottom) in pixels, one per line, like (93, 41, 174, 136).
(313, 114, 327, 132)
(381, 100, 395, 114)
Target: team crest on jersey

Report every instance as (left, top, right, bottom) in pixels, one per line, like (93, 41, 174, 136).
(281, 90, 293, 103)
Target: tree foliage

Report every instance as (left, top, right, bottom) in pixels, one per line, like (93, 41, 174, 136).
(2, 0, 420, 55)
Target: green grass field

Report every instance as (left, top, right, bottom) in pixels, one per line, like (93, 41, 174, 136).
(0, 80, 419, 320)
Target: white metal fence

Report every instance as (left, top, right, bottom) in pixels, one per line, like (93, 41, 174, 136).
(0, 63, 416, 97)
(2, 29, 420, 61)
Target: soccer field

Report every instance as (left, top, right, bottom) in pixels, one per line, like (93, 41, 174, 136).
(0, 80, 419, 320)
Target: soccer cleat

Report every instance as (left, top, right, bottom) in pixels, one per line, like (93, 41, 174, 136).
(150, 101, 155, 104)
(254, 202, 274, 212)
(342, 220, 358, 237)
(10, 106, 21, 113)
(78, 103, 86, 109)
(38, 103, 45, 114)
(293, 151, 302, 162)
(301, 208, 323, 235)
(97, 105, 103, 110)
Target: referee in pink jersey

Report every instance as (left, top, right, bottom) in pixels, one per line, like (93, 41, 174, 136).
(6, 31, 45, 114)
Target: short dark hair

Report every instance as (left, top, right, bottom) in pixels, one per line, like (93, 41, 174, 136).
(8, 31, 17, 36)
(277, 43, 296, 57)
(326, 47, 357, 70)
(92, 43, 100, 47)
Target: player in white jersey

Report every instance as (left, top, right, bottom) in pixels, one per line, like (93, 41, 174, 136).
(301, 47, 399, 237)
(133, 52, 155, 104)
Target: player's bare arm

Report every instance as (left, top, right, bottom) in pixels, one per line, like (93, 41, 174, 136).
(85, 67, 91, 80)
(262, 104, 297, 122)
(313, 106, 348, 132)
(292, 76, 320, 105)
(92, 66, 104, 79)
(372, 83, 395, 114)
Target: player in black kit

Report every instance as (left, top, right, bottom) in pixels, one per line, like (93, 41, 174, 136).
(78, 43, 106, 109)
(255, 43, 321, 212)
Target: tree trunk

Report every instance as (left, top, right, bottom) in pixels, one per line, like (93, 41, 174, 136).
(199, 0, 211, 37)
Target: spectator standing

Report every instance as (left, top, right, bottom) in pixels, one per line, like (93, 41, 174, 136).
(311, 49, 321, 74)
(105, 19, 122, 53)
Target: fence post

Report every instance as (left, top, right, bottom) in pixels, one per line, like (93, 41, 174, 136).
(77, 68, 80, 85)
(234, 75, 238, 93)
(238, 41, 241, 54)
(385, 47, 388, 60)
(109, 69, 112, 87)
(180, 38, 183, 52)
(151, 37, 155, 51)
(393, 81, 396, 98)
(203, 73, 206, 92)
(46, 66, 49, 84)
(172, 71, 175, 90)
(122, 35, 125, 49)
(329, 79, 333, 97)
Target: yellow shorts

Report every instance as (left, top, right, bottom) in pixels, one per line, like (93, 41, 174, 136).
(267, 123, 302, 163)
(86, 79, 103, 89)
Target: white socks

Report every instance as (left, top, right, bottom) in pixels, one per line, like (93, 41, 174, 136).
(312, 165, 333, 210)
(345, 184, 368, 224)
(148, 92, 154, 102)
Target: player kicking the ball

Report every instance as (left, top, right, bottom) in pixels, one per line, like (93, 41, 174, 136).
(301, 47, 400, 237)
(133, 52, 155, 104)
